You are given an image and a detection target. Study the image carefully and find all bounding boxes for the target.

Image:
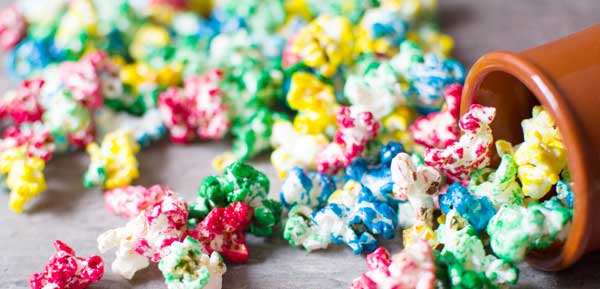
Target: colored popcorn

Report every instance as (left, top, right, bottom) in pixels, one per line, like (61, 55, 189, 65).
(189, 162, 282, 237)
(350, 240, 437, 289)
(158, 236, 226, 289)
(270, 120, 328, 177)
(286, 72, 337, 135)
(187, 201, 253, 263)
(424, 104, 496, 183)
(0, 146, 46, 213)
(438, 183, 495, 232)
(98, 190, 188, 279)
(104, 185, 168, 219)
(316, 106, 380, 175)
(280, 166, 336, 209)
(30, 240, 104, 289)
(83, 130, 140, 189)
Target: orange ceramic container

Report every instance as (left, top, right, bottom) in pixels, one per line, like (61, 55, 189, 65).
(460, 23, 600, 271)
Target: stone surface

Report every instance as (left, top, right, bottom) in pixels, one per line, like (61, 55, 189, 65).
(1, 1, 600, 288)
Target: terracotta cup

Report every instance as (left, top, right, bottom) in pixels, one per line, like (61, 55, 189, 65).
(460, 23, 600, 271)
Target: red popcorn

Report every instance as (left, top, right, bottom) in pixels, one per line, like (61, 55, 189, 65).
(187, 201, 253, 263)
(159, 69, 229, 143)
(0, 6, 26, 50)
(316, 106, 380, 174)
(30, 240, 104, 289)
(98, 191, 188, 279)
(424, 104, 496, 183)
(350, 240, 437, 289)
(0, 79, 45, 125)
(59, 57, 103, 109)
(410, 84, 462, 149)
(104, 185, 168, 219)
(0, 122, 55, 162)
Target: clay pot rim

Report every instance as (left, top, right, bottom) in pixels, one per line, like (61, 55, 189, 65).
(461, 50, 590, 271)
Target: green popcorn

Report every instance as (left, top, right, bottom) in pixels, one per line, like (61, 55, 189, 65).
(390, 40, 424, 79)
(190, 162, 282, 237)
(283, 205, 314, 247)
(219, 0, 286, 33)
(436, 211, 519, 286)
(469, 154, 524, 209)
(435, 250, 500, 289)
(487, 201, 573, 263)
(231, 106, 285, 160)
(82, 161, 107, 188)
(304, 0, 379, 24)
(158, 236, 226, 289)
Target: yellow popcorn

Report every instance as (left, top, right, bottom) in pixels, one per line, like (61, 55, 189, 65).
(287, 72, 337, 135)
(290, 15, 355, 77)
(510, 106, 567, 199)
(379, 105, 417, 149)
(83, 130, 140, 189)
(129, 24, 170, 61)
(0, 147, 46, 213)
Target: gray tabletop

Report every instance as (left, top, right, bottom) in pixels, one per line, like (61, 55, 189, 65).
(1, 1, 600, 289)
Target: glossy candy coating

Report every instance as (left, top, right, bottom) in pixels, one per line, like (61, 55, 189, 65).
(0, 146, 46, 213)
(280, 166, 336, 209)
(438, 183, 495, 232)
(104, 185, 168, 219)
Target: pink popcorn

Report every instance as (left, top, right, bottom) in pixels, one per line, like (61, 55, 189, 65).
(187, 201, 253, 263)
(104, 185, 168, 219)
(0, 122, 55, 162)
(159, 69, 229, 143)
(59, 56, 103, 109)
(30, 240, 104, 289)
(68, 126, 96, 149)
(350, 240, 437, 289)
(184, 69, 230, 140)
(391, 153, 441, 225)
(0, 79, 45, 125)
(424, 104, 496, 183)
(410, 84, 462, 149)
(0, 6, 26, 50)
(98, 190, 188, 279)
(316, 106, 380, 174)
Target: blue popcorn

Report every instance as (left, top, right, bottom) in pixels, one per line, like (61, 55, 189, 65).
(344, 142, 404, 203)
(6, 38, 53, 80)
(349, 187, 398, 239)
(556, 180, 574, 208)
(439, 183, 495, 232)
(406, 53, 466, 113)
(280, 167, 336, 209)
(310, 203, 377, 254)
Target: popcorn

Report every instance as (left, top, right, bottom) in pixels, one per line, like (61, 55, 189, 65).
(513, 106, 567, 200)
(59, 56, 103, 109)
(435, 211, 519, 286)
(270, 120, 329, 178)
(83, 130, 140, 189)
(350, 240, 437, 289)
(0, 79, 45, 125)
(158, 69, 230, 143)
(487, 200, 572, 263)
(30, 240, 104, 289)
(345, 141, 404, 203)
(469, 153, 524, 209)
(98, 190, 188, 279)
(0, 147, 46, 213)
(280, 166, 336, 209)
(438, 183, 495, 232)
(288, 15, 355, 77)
(186, 201, 253, 263)
(410, 83, 461, 149)
(402, 222, 436, 247)
(104, 185, 167, 219)
(391, 152, 440, 225)
(344, 62, 404, 120)
(354, 8, 408, 57)
(316, 106, 380, 174)
(405, 53, 465, 113)
(189, 162, 282, 237)
(0, 5, 27, 51)
(158, 236, 226, 289)
(42, 90, 94, 151)
(0, 122, 55, 162)
(424, 104, 496, 183)
(286, 72, 337, 135)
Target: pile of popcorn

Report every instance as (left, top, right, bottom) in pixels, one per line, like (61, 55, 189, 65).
(0, 0, 574, 288)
